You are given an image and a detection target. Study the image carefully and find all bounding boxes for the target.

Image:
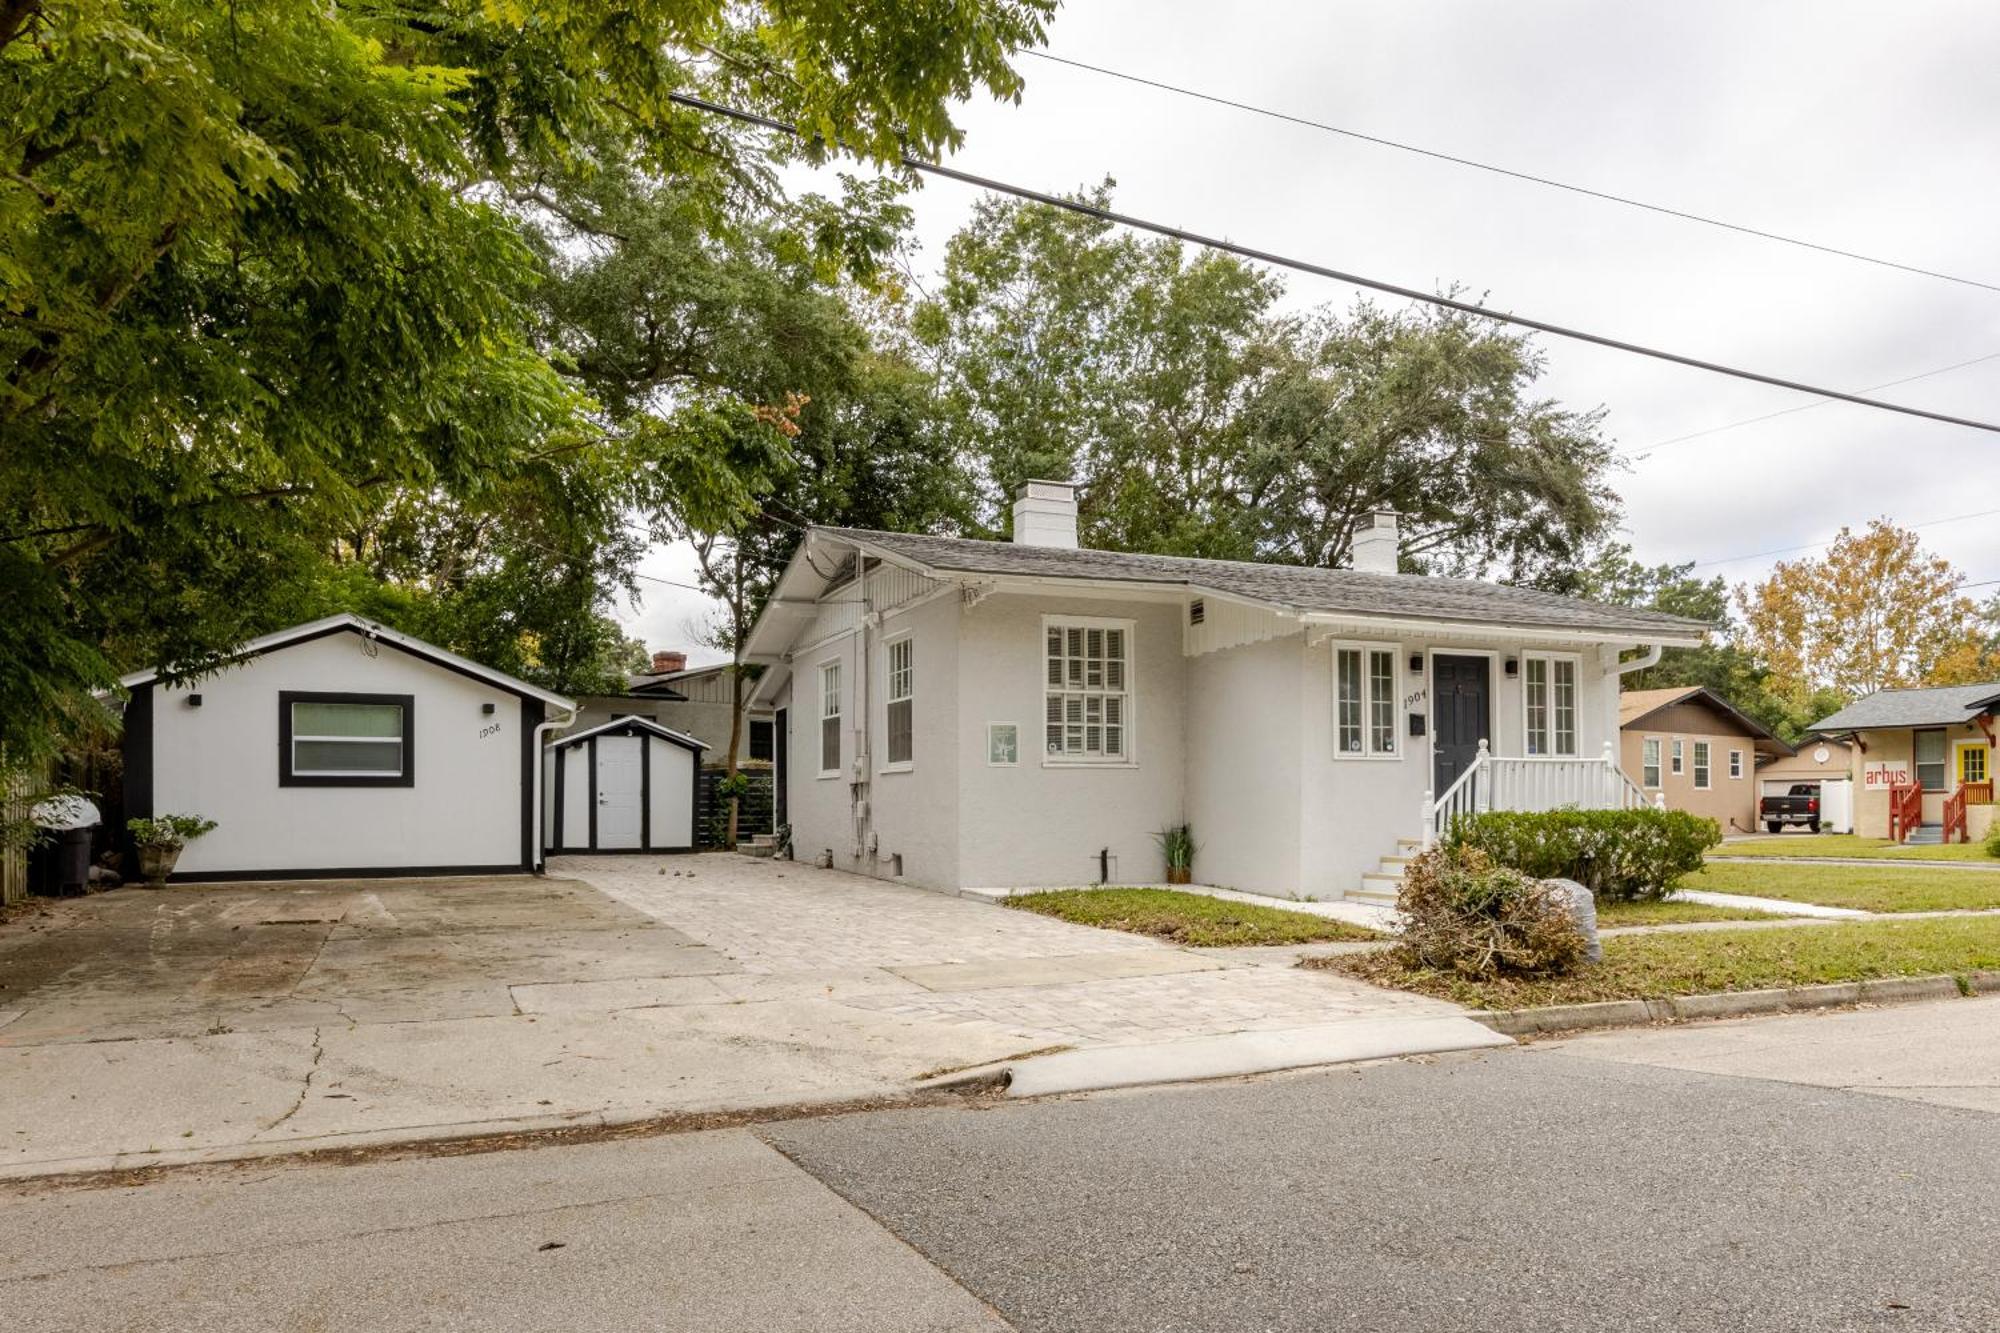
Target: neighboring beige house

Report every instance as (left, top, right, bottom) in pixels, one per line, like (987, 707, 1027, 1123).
(1617, 686, 1792, 835)
(563, 650, 776, 768)
(740, 482, 1709, 901)
(1810, 684, 1999, 844)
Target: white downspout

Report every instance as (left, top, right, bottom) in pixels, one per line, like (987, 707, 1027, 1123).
(1616, 643, 1663, 678)
(530, 705, 578, 873)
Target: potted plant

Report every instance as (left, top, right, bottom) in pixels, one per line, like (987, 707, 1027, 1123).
(1157, 822, 1197, 885)
(127, 815, 217, 886)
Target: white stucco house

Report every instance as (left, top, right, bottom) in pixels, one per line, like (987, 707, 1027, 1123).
(118, 614, 578, 880)
(742, 482, 1710, 901)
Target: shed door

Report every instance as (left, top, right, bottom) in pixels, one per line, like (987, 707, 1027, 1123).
(596, 736, 644, 849)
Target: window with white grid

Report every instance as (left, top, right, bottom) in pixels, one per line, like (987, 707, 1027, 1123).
(1523, 655, 1578, 757)
(1044, 619, 1131, 762)
(818, 661, 841, 776)
(885, 638, 914, 767)
(1333, 643, 1399, 757)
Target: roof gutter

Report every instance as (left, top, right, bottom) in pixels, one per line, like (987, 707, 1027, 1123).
(529, 705, 578, 875)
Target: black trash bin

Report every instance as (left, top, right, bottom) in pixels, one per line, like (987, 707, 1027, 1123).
(50, 826, 92, 895)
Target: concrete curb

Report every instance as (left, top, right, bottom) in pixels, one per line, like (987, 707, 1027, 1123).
(1000, 1015, 1513, 1098)
(1474, 970, 2000, 1037)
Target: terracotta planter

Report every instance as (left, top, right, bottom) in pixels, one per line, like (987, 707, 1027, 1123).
(136, 843, 181, 887)
(1165, 866, 1192, 885)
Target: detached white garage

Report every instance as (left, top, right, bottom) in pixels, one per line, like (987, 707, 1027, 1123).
(544, 718, 704, 854)
(119, 614, 577, 881)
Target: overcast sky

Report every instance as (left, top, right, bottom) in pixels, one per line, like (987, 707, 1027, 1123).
(624, 0, 2000, 664)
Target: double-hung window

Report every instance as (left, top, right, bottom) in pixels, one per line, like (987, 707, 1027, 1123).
(1641, 738, 1662, 788)
(1522, 655, 1578, 757)
(1671, 739, 1685, 775)
(1729, 749, 1743, 780)
(279, 692, 413, 787)
(1045, 618, 1131, 762)
(885, 638, 914, 767)
(1333, 644, 1398, 757)
(1692, 740, 1711, 789)
(819, 662, 842, 777)
(1914, 728, 1948, 791)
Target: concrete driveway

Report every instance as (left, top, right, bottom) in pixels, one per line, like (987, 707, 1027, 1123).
(0, 855, 1478, 1179)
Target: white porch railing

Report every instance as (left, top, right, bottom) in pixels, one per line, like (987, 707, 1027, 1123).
(1421, 740, 1656, 848)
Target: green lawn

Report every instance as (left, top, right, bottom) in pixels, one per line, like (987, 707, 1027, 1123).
(1685, 861, 2000, 913)
(1310, 916, 2000, 1009)
(1715, 834, 1998, 863)
(1007, 888, 1381, 947)
(1593, 897, 1778, 927)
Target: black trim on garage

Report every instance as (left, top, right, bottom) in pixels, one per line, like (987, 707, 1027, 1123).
(120, 683, 154, 863)
(169, 863, 532, 883)
(278, 690, 416, 788)
(520, 697, 544, 870)
(587, 735, 599, 850)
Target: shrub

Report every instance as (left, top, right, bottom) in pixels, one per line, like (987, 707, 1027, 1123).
(1396, 845, 1587, 979)
(126, 814, 217, 850)
(1443, 808, 1720, 902)
(1985, 820, 2000, 860)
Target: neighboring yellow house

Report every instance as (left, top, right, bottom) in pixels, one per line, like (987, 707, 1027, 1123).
(1810, 682, 1999, 844)
(1618, 686, 1793, 835)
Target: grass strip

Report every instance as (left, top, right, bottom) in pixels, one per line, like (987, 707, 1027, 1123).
(1309, 916, 2000, 1009)
(1008, 888, 1381, 947)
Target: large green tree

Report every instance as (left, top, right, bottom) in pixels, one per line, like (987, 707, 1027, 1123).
(909, 185, 1619, 581)
(0, 0, 1053, 770)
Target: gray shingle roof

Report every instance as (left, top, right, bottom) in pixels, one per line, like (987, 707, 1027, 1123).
(818, 527, 1711, 640)
(1810, 682, 2000, 732)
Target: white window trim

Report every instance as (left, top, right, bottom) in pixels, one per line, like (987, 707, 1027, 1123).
(1332, 640, 1402, 760)
(1671, 738, 1685, 775)
(1729, 749, 1744, 780)
(1519, 652, 1582, 758)
(1641, 736, 1663, 790)
(1692, 740, 1712, 790)
(1041, 615, 1138, 768)
(880, 633, 914, 774)
(817, 657, 842, 779)
(987, 721, 1020, 768)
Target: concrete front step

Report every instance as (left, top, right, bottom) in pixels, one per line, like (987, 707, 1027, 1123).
(1346, 890, 1400, 907)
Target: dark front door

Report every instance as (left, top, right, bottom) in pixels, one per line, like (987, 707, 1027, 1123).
(1432, 655, 1491, 795)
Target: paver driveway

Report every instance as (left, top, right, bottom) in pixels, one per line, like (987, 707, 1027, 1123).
(556, 854, 1456, 1047)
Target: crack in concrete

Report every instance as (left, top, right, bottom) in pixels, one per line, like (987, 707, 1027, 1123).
(260, 1027, 325, 1133)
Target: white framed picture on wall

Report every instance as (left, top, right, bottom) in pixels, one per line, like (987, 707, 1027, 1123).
(987, 722, 1019, 767)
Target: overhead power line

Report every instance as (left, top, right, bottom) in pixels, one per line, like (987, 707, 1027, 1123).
(666, 91, 2000, 438)
(1629, 350, 2000, 461)
(1690, 506, 2000, 570)
(1020, 49, 2000, 297)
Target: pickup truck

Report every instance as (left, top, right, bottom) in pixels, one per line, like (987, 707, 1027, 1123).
(1759, 784, 1821, 834)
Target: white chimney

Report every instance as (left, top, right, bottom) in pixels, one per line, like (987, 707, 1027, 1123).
(1011, 480, 1079, 548)
(1351, 510, 1400, 574)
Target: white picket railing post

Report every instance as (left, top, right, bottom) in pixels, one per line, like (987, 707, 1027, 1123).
(1419, 789, 1434, 850)
(1473, 738, 1492, 814)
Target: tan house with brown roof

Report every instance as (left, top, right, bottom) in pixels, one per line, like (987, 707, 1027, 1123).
(1619, 686, 1793, 835)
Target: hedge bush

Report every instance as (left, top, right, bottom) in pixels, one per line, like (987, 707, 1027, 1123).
(1396, 845, 1587, 978)
(1442, 808, 1720, 903)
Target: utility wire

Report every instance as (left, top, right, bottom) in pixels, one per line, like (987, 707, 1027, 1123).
(668, 91, 2000, 438)
(1629, 350, 2000, 461)
(1690, 506, 2000, 570)
(1020, 49, 2000, 297)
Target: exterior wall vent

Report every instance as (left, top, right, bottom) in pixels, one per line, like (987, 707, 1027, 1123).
(1188, 599, 1205, 626)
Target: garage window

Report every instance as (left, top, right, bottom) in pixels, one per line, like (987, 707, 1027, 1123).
(885, 638, 914, 767)
(280, 692, 414, 787)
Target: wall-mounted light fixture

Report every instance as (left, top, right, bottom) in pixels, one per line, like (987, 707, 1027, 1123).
(1408, 653, 1424, 674)
(481, 702, 497, 715)
(1504, 658, 1519, 678)
(186, 693, 203, 708)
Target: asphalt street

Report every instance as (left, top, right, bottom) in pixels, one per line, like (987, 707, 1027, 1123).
(6, 999, 2000, 1331)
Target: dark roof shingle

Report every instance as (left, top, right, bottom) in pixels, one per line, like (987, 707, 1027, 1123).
(1810, 681, 2000, 732)
(819, 527, 1710, 640)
